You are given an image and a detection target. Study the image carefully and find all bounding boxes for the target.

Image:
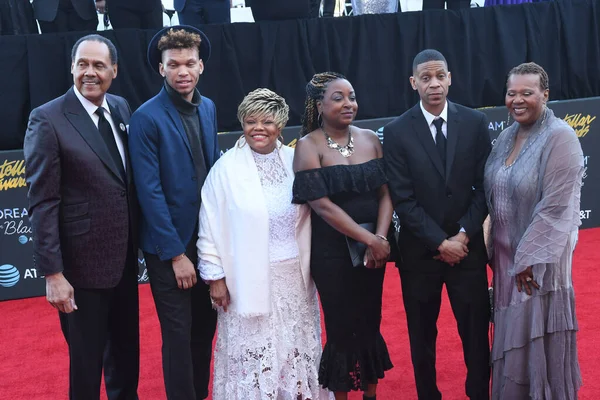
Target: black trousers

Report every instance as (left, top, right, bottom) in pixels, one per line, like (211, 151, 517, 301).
(177, 0, 230, 26)
(422, 0, 471, 10)
(107, 6, 163, 30)
(59, 263, 139, 400)
(251, 0, 310, 21)
(399, 262, 490, 400)
(144, 238, 217, 400)
(38, 0, 97, 33)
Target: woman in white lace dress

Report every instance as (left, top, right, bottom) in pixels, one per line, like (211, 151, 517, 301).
(197, 88, 331, 400)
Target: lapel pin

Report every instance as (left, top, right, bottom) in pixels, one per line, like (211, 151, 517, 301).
(119, 123, 126, 132)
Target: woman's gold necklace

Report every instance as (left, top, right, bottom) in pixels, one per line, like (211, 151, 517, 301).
(322, 126, 354, 158)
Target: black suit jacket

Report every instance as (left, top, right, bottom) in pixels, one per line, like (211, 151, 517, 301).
(32, 0, 97, 22)
(24, 87, 139, 289)
(383, 101, 491, 269)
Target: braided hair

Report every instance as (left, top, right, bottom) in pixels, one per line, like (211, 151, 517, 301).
(300, 72, 346, 137)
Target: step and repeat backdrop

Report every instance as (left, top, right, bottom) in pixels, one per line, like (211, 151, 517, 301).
(1, 97, 598, 301)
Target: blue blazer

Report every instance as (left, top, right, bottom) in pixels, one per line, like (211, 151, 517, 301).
(128, 87, 220, 261)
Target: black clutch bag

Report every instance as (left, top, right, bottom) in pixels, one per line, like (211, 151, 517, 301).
(346, 222, 376, 267)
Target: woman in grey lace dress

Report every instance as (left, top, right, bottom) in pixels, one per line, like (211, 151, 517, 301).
(197, 89, 330, 400)
(484, 62, 583, 399)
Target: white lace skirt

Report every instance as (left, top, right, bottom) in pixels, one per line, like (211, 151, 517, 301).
(212, 257, 331, 400)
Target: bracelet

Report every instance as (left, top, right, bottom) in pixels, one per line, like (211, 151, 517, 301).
(375, 234, 388, 242)
(171, 253, 185, 262)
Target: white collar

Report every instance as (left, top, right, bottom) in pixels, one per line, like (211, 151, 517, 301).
(73, 86, 110, 118)
(420, 100, 448, 126)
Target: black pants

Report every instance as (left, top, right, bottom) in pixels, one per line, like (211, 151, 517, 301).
(144, 238, 217, 400)
(38, 0, 97, 33)
(400, 263, 490, 400)
(59, 264, 139, 400)
(251, 0, 310, 21)
(422, 0, 471, 10)
(178, 0, 230, 26)
(107, 6, 163, 30)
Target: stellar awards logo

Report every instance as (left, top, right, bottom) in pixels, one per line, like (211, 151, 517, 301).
(0, 159, 26, 191)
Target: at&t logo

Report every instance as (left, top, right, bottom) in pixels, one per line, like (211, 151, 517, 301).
(0, 264, 20, 287)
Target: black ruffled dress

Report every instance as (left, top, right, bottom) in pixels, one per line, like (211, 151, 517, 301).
(292, 158, 393, 392)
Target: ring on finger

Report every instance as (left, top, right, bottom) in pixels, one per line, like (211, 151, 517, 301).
(526, 277, 532, 282)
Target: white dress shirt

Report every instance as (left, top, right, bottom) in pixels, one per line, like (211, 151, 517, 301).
(420, 100, 448, 143)
(74, 87, 127, 172)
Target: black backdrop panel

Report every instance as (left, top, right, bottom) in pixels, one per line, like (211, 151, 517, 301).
(1, 91, 599, 302)
(0, 151, 39, 300)
(2, 0, 600, 150)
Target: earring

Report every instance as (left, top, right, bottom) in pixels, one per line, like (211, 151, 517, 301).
(237, 135, 246, 148)
(506, 110, 512, 127)
(540, 105, 548, 125)
(317, 112, 323, 127)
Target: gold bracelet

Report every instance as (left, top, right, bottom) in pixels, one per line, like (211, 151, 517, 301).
(375, 234, 388, 242)
(171, 253, 185, 262)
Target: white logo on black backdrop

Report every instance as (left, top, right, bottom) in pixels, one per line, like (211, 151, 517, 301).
(138, 257, 149, 283)
(0, 264, 20, 288)
(1, 207, 33, 243)
(488, 121, 507, 132)
(580, 156, 591, 221)
(582, 155, 589, 187)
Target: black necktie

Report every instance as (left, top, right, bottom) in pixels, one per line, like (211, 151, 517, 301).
(96, 107, 125, 180)
(433, 118, 446, 168)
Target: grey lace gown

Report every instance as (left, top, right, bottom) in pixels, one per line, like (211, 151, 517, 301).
(484, 108, 583, 400)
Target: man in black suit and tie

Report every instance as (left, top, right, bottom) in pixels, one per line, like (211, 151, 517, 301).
(383, 49, 491, 400)
(32, 0, 98, 33)
(24, 34, 139, 400)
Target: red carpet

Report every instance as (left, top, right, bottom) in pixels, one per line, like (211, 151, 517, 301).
(1, 228, 599, 400)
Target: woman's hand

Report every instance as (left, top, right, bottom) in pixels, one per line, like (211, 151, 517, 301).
(209, 278, 230, 312)
(516, 266, 539, 295)
(365, 235, 390, 268)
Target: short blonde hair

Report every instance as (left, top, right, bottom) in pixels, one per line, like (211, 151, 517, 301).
(237, 88, 289, 130)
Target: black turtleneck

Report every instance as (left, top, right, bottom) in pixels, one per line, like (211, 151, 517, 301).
(165, 82, 207, 205)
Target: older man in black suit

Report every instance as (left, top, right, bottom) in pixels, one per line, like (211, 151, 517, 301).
(24, 34, 139, 400)
(383, 49, 491, 400)
(32, 0, 98, 33)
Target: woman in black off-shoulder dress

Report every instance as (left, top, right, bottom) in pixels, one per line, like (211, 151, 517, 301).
(292, 72, 393, 400)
